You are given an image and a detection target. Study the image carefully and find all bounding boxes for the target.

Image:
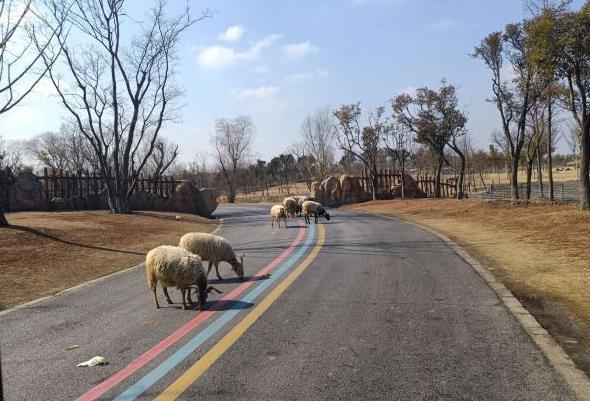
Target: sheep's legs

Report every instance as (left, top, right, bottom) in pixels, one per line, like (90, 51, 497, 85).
(180, 288, 188, 310)
(162, 286, 173, 304)
(187, 289, 194, 305)
(207, 261, 213, 277)
(215, 262, 223, 280)
(151, 286, 160, 309)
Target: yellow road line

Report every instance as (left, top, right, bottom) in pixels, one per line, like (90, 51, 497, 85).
(153, 225, 326, 401)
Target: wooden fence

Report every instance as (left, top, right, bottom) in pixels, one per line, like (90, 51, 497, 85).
(359, 169, 458, 198)
(38, 168, 180, 199)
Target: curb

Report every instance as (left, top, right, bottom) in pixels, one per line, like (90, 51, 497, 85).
(0, 218, 224, 318)
(359, 210, 590, 401)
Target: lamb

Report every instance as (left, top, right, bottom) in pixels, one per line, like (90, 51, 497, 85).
(179, 232, 244, 281)
(282, 196, 300, 218)
(270, 204, 288, 229)
(302, 200, 331, 224)
(145, 245, 222, 310)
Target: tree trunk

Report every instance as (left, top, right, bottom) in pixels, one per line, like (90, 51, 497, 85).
(536, 147, 544, 198)
(547, 99, 554, 201)
(579, 118, 590, 210)
(457, 153, 466, 200)
(0, 206, 8, 227)
(371, 174, 378, 201)
(510, 156, 519, 200)
(435, 155, 443, 198)
(526, 160, 533, 200)
(400, 161, 405, 199)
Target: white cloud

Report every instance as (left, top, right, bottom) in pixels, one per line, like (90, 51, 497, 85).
(430, 19, 456, 31)
(282, 41, 319, 60)
(218, 25, 245, 42)
(252, 65, 270, 74)
(231, 86, 279, 100)
(197, 34, 282, 68)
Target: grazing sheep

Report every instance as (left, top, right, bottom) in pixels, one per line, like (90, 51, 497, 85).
(302, 200, 331, 225)
(293, 195, 309, 216)
(282, 196, 299, 218)
(145, 245, 222, 310)
(270, 204, 288, 229)
(179, 232, 244, 281)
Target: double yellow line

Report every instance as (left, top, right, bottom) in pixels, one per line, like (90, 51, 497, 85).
(153, 225, 326, 401)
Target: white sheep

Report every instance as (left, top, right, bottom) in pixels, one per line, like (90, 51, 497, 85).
(302, 200, 331, 224)
(282, 196, 299, 218)
(179, 232, 244, 281)
(270, 204, 288, 228)
(145, 245, 222, 310)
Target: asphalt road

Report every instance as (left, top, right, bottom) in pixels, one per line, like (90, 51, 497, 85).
(0, 204, 579, 400)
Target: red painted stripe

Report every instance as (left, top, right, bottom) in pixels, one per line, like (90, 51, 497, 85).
(75, 221, 306, 401)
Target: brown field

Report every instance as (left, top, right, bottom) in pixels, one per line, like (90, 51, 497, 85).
(345, 199, 590, 376)
(232, 181, 311, 204)
(457, 167, 579, 190)
(0, 210, 218, 310)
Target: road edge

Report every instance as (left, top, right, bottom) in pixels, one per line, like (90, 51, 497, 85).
(358, 209, 590, 401)
(0, 218, 224, 318)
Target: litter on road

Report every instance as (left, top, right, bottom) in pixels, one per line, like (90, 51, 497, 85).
(65, 345, 79, 351)
(77, 356, 108, 367)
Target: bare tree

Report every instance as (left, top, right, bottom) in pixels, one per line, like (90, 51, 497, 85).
(565, 122, 581, 176)
(35, 0, 207, 213)
(384, 123, 414, 198)
(140, 137, 179, 180)
(0, 0, 59, 226)
(333, 103, 388, 201)
(299, 107, 336, 182)
(472, 24, 542, 200)
(214, 116, 255, 203)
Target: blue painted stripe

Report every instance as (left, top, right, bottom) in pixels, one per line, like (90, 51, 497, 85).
(114, 224, 316, 401)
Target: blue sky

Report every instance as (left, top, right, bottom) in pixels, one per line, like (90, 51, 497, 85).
(0, 0, 581, 164)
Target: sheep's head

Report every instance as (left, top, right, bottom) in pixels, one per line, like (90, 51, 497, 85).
(318, 207, 331, 221)
(230, 255, 245, 280)
(195, 285, 223, 310)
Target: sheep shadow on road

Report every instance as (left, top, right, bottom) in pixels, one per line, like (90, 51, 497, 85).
(205, 299, 254, 312)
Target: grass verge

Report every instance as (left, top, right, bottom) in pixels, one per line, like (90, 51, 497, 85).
(0, 210, 218, 310)
(344, 199, 590, 377)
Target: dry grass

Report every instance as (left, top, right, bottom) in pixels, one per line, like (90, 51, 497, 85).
(345, 199, 590, 375)
(457, 167, 579, 189)
(229, 181, 310, 204)
(0, 210, 218, 310)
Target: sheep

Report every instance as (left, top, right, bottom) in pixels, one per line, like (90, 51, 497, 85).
(145, 245, 222, 310)
(293, 195, 309, 216)
(302, 200, 331, 225)
(270, 204, 288, 229)
(282, 196, 299, 218)
(179, 232, 244, 281)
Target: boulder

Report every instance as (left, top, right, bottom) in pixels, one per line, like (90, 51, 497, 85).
(321, 176, 341, 207)
(194, 187, 218, 217)
(310, 181, 323, 203)
(130, 190, 166, 211)
(8, 173, 47, 211)
(340, 175, 364, 205)
(166, 181, 218, 217)
(391, 173, 426, 199)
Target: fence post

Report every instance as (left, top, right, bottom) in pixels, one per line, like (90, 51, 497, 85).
(561, 183, 564, 201)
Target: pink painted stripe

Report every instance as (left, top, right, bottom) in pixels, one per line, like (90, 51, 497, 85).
(75, 221, 306, 401)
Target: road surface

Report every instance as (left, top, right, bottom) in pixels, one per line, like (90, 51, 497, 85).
(0, 204, 579, 400)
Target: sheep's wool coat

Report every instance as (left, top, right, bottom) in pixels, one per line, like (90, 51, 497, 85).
(146, 245, 206, 289)
(302, 200, 322, 214)
(179, 232, 237, 264)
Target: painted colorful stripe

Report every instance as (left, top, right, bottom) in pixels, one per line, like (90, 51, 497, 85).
(74, 221, 306, 401)
(154, 224, 326, 401)
(113, 224, 317, 401)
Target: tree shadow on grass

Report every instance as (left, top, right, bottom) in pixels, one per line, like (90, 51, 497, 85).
(7, 225, 145, 256)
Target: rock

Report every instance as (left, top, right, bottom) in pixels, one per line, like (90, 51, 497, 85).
(7, 173, 47, 211)
(321, 176, 341, 207)
(310, 181, 323, 203)
(194, 187, 218, 217)
(51, 197, 73, 210)
(340, 175, 364, 205)
(166, 181, 218, 217)
(130, 190, 166, 211)
(391, 173, 426, 199)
